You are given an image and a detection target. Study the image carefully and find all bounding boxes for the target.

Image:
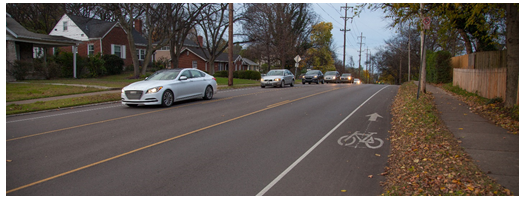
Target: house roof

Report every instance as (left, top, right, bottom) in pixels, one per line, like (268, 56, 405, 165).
(6, 14, 79, 46)
(183, 46, 259, 66)
(66, 14, 147, 45)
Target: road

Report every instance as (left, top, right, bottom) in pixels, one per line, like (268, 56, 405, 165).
(6, 83, 398, 196)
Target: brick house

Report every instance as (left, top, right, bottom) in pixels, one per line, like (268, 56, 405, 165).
(177, 44, 259, 73)
(49, 14, 147, 67)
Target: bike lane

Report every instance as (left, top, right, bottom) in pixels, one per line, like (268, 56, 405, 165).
(260, 85, 398, 196)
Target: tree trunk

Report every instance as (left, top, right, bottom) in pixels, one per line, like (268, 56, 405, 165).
(505, 3, 519, 107)
(457, 28, 473, 54)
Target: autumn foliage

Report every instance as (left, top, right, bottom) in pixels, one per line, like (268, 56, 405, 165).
(382, 83, 512, 196)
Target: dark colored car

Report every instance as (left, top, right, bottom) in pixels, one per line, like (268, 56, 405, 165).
(324, 71, 341, 83)
(340, 73, 353, 83)
(302, 70, 324, 84)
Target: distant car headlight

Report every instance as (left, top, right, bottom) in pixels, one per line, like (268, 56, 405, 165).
(274, 78, 281, 82)
(314, 76, 317, 78)
(146, 86, 163, 94)
(261, 78, 265, 82)
(332, 76, 336, 79)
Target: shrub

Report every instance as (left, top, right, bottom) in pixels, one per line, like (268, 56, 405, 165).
(8, 60, 32, 80)
(102, 54, 124, 75)
(213, 70, 229, 78)
(33, 59, 61, 79)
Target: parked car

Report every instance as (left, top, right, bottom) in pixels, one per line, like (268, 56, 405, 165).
(340, 73, 353, 83)
(324, 71, 341, 83)
(121, 68, 217, 107)
(353, 78, 361, 85)
(261, 69, 295, 88)
(302, 70, 324, 84)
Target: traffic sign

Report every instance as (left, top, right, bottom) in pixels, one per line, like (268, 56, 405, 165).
(294, 55, 301, 63)
(423, 17, 431, 29)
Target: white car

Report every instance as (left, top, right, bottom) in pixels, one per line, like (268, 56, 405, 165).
(121, 68, 217, 107)
(353, 78, 361, 84)
(260, 69, 295, 88)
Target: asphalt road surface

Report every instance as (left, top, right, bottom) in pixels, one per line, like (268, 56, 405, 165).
(6, 83, 398, 196)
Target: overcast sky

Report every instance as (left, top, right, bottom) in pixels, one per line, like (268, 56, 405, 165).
(312, 3, 395, 68)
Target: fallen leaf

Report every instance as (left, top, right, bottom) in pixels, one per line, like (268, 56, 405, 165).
(375, 154, 381, 157)
(6, 160, 12, 162)
(368, 175, 373, 178)
(459, 128, 463, 130)
(341, 190, 347, 193)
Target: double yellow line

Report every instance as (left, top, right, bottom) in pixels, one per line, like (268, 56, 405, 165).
(7, 87, 339, 194)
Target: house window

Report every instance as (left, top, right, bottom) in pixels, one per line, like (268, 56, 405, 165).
(192, 61, 197, 69)
(33, 47, 44, 58)
(137, 49, 146, 60)
(88, 44, 95, 56)
(160, 46, 170, 51)
(63, 21, 68, 31)
(111, 44, 126, 59)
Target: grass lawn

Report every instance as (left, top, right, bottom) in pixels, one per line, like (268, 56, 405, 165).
(7, 83, 106, 102)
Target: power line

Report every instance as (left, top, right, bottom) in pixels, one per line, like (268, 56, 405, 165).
(316, 3, 344, 27)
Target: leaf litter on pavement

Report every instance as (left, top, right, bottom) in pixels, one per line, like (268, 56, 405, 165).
(381, 83, 513, 196)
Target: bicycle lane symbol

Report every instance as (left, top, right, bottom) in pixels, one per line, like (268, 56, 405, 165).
(337, 131, 384, 149)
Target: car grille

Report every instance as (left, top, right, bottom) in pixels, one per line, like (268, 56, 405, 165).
(263, 79, 273, 82)
(125, 90, 143, 100)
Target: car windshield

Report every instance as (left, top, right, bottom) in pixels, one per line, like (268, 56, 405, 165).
(306, 70, 319, 75)
(267, 70, 284, 76)
(325, 71, 337, 75)
(342, 74, 350, 77)
(146, 70, 181, 81)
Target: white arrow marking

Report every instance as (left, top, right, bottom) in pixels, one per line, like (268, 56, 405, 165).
(366, 113, 383, 121)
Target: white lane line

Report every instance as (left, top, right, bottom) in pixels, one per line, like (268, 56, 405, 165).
(256, 85, 390, 196)
(6, 104, 123, 124)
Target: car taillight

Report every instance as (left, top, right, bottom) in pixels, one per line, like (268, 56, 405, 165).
(212, 77, 216, 81)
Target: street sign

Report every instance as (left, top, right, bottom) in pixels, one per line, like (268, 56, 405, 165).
(294, 55, 301, 63)
(295, 63, 299, 68)
(423, 17, 431, 30)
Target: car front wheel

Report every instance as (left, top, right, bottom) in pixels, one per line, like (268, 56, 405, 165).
(161, 90, 174, 107)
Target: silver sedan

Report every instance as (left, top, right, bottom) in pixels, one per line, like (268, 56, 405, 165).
(121, 68, 217, 107)
(260, 69, 295, 88)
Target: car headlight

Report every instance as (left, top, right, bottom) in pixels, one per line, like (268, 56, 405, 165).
(261, 78, 265, 82)
(332, 76, 336, 79)
(274, 78, 281, 82)
(146, 86, 163, 94)
(314, 76, 317, 78)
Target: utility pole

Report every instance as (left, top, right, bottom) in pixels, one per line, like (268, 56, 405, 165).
(364, 47, 371, 84)
(340, 4, 353, 71)
(228, 3, 233, 86)
(357, 32, 365, 80)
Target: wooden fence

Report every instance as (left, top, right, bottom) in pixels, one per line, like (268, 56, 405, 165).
(451, 50, 518, 104)
(453, 68, 518, 104)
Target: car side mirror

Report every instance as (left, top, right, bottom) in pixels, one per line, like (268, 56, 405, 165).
(145, 77, 148, 80)
(179, 76, 188, 81)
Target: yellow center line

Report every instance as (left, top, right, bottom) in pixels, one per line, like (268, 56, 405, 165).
(6, 89, 279, 142)
(6, 87, 340, 194)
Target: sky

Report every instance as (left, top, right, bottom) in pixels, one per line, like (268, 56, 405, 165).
(311, 3, 395, 69)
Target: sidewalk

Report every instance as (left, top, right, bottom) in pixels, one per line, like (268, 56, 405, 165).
(426, 84, 519, 195)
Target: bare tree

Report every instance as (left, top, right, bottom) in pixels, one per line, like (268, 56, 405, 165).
(166, 3, 210, 69)
(242, 3, 315, 71)
(104, 3, 146, 78)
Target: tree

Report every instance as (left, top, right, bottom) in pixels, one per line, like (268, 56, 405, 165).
(166, 3, 210, 69)
(504, 3, 519, 107)
(195, 3, 231, 75)
(104, 3, 146, 78)
(242, 3, 316, 71)
(305, 22, 335, 73)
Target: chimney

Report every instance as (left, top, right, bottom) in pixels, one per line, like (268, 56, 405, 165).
(197, 36, 203, 47)
(134, 19, 143, 35)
